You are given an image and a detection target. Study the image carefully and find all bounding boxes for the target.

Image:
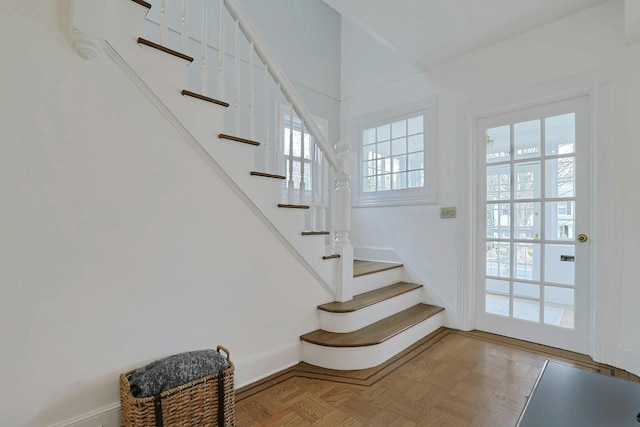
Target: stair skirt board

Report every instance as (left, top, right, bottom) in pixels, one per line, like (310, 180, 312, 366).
(301, 312, 443, 370)
(318, 288, 423, 333)
(353, 267, 403, 295)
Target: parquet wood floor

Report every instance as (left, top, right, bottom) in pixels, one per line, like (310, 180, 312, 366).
(235, 328, 639, 426)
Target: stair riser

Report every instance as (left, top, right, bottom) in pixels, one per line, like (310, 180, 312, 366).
(243, 178, 286, 209)
(111, 39, 190, 103)
(301, 312, 443, 370)
(353, 268, 403, 294)
(318, 289, 423, 333)
(108, 4, 191, 98)
(177, 96, 227, 139)
(108, 0, 147, 44)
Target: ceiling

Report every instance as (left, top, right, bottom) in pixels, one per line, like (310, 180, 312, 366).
(323, 0, 610, 71)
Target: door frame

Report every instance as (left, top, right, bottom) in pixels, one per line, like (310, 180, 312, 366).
(456, 68, 619, 362)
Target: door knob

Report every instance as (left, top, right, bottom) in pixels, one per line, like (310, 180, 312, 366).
(577, 234, 588, 243)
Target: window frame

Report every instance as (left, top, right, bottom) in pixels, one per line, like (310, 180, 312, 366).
(353, 97, 437, 207)
(279, 105, 329, 201)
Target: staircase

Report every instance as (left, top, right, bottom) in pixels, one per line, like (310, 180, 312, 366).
(301, 260, 444, 370)
(71, 0, 443, 373)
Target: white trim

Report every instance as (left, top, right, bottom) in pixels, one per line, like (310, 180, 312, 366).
(357, 97, 437, 127)
(47, 402, 120, 427)
(456, 68, 618, 361)
(456, 107, 476, 331)
(356, 190, 437, 207)
(103, 41, 336, 299)
(590, 73, 619, 364)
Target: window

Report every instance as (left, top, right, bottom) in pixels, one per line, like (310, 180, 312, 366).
(283, 114, 313, 190)
(355, 97, 437, 206)
(280, 107, 328, 198)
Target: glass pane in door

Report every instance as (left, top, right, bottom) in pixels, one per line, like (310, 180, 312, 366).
(481, 106, 581, 333)
(476, 96, 589, 354)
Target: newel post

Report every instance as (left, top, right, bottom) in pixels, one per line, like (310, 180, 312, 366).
(333, 141, 354, 302)
(70, 0, 109, 59)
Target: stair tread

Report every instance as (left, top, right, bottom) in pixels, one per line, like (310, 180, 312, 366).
(131, 0, 151, 9)
(301, 304, 444, 347)
(318, 282, 423, 313)
(302, 231, 330, 236)
(218, 133, 261, 146)
(250, 171, 286, 180)
(137, 38, 194, 63)
(181, 90, 229, 108)
(278, 204, 310, 209)
(353, 260, 403, 277)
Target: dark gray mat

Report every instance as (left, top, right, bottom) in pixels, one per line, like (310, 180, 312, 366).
(518, 360, 640, 427)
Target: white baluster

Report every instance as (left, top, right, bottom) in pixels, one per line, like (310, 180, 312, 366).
(288, 102, 294, 203)
(276, 85, 282, 177)
(201, 0, 208, 95)
(310, 139, 317, 230)
(160, 0, 168, 46)
(329, 166, 335, 246)
(234, 19, 240, 136)
(321, 152, 327, 232)
(334, 141, 354, 302)
(218, 0, 225, 101)
(299, 120, 306, 206)
(263, 64, 269, 173)
(249, 41, 255, 141)
(181, 0, 189, 53)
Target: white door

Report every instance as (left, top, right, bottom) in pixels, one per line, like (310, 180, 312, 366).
(475, 97, 591, 354)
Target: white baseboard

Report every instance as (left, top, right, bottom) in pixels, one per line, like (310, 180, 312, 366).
(234, 341, 301, 388)
(47, 403, 120, 427)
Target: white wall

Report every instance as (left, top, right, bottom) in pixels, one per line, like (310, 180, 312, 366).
(0, 1, 337, 426)
(341, 0, 640, 371)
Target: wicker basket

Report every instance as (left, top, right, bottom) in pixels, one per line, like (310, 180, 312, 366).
(120, 345, 235, 427)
